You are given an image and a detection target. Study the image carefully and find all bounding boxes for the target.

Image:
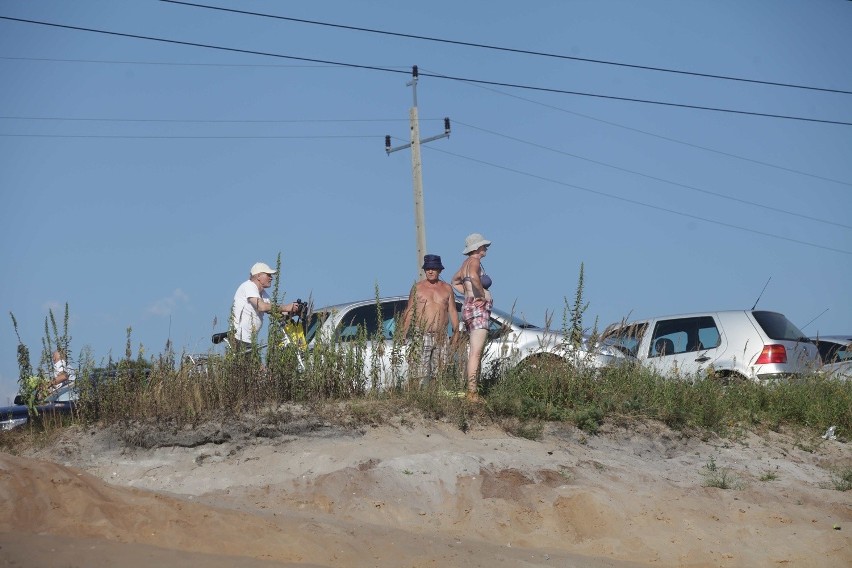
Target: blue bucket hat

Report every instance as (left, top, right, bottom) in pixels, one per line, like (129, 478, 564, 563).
(422, 254, 444, 270)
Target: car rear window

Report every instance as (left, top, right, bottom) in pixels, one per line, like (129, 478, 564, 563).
(752, 311, 808, 341)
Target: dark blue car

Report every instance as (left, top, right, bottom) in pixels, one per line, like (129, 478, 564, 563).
(0, 383, 78, 431)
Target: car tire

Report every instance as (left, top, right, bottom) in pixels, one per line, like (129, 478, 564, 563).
(712, 370, 747, 386)
(515, 353, 566, 377)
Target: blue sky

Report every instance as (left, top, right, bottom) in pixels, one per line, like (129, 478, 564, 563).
(1, 0, 850, 403)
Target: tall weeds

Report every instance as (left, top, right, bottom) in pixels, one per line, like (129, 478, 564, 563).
(6, 270, 851, 441)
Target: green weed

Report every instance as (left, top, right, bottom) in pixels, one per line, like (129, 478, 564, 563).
(701, 456, 741, 490)
(829, 468, 852, 492)
(6, 269, 852, 449)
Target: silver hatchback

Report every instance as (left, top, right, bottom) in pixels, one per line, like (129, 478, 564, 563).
(601, 310, 820, 382)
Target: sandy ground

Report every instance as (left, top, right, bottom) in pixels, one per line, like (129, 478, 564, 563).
(0, 406, 850, 568)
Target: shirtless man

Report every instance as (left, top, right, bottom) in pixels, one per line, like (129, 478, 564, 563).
(399, 254, 460, 386)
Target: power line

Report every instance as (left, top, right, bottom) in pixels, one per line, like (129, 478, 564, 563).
(0, 115, 410, 124)
(0, 16, 408, 73)
(0, 134, 378, 139)
(4, 113, 845, 230)
(416, 69, 852, 127)
(455, 121, 852, 231)
(2, 16, 850, 127)
(444, 75, 852, 188)
(4, 56, 848, 188)
(408, 139, 852, 256)
(0, 55, 332, 68)
(161, 0, 852, 96)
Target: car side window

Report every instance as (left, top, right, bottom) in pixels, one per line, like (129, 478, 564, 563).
(696, 318, 721, 350)
(337, 301, 408, 341)
(649, 316, 720, 357)
(384, 301, 409, 339)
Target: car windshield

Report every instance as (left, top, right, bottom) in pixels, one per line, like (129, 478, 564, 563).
(304, 311, 329, 344)
(814, 339, 852, 364)
(601, 322, 648, 357)
(752, 311, 809, 342)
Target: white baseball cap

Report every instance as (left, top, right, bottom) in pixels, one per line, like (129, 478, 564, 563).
(250, 262, 277, 276)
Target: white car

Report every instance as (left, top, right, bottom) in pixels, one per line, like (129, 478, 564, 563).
(810, 335, 852, 380)
(304, 295, 625, 390)
(601, 310, 820, 382)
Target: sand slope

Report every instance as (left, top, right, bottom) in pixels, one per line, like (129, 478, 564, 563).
(1, 412, 850, 567)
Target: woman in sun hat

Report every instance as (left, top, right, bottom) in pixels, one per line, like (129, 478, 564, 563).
(452, 233, 493, 402)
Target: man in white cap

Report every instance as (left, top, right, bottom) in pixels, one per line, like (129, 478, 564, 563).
(231, 262, 301, 349)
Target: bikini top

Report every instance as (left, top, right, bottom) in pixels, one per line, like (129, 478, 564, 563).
(463, 265, 492, 290)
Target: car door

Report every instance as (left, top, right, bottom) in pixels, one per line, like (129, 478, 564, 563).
(335, 300, 409, 389)
(645, 316, 724, 379)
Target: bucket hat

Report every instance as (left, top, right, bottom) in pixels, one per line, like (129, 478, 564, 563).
(422, 254, 444, 270)
(462, 233, 491, 254)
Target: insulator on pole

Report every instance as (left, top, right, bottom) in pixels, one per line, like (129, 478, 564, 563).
(444, 117, 451, 135)
(412, 65, 418, 78)
(385, 135, 391, 153)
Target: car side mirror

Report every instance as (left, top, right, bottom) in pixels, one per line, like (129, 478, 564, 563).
(13, 394, 24, 405)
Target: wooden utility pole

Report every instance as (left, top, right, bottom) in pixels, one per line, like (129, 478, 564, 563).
(386, 66, 451, 279)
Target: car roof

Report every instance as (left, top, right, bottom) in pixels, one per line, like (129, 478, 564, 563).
(607, 309, 786, 325)
(313, 294, 543, 330)
(601, 310, 794, 336)
(313, 295, 410, 313)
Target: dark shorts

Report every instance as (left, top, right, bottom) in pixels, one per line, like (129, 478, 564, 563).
(462, 297, 492, 331)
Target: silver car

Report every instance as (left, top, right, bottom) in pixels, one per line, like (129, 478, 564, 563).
(810, 335, 852, 380)
(601, 310, 820, 382)
(304, 295, 624, 389)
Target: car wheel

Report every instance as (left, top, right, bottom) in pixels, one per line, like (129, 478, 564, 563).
(515, 353, 566, 377)
(712, 370, 747, 386)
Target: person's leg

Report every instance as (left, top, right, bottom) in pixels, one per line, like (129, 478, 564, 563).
(407, 332, 426, 390)
(466, 328, 487, 400)
(419, 333, 436, 388)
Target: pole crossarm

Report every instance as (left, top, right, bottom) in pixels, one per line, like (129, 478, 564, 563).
(385, 117, 450, 154)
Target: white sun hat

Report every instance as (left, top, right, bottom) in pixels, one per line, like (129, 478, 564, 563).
(462, 233, 492, 254)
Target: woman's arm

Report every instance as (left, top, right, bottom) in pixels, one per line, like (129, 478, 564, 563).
(464, 257, 486, 299)
(451, 266, 465, 295)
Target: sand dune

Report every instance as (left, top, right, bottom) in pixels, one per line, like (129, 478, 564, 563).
(1, 412, 849, 567)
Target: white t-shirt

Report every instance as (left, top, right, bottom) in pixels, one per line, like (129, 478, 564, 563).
(53, 358, 76, 384)
(232, 279, 270, 342)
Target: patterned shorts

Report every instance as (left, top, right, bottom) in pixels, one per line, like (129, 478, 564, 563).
(410, 332, 448, 384)
(462, 297, 493, 331)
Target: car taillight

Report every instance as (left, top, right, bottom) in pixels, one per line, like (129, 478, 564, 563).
(756, 344, 787, 364)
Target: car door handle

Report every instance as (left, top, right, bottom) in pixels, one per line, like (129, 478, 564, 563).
(695, 356, 711, 363)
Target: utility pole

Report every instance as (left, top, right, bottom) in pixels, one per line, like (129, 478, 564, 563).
(386, 65, 451, 279)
